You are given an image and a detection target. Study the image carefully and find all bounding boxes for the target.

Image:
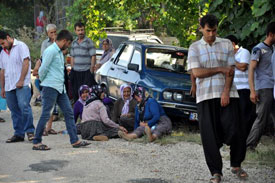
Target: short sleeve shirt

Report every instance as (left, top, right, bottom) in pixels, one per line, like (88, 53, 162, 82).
(187, 37, 239, 103)
(0, 39, 31, 91)
(70, 36, 96, 71)
(234, 47, 250, 90)
(251, 42, 274, 90)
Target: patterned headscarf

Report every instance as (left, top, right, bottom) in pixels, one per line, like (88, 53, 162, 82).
(78, 85, 90, 105)
(99, 38, 114, 64)
(120, 83, 133, 115)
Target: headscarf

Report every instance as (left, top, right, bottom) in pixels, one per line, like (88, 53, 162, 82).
(99, 38, 114, 64)
(85, 85, 105, 106)
(120, 84, 133, 115)
(78, 85, 90, 105)
(39, 11, 44, 21)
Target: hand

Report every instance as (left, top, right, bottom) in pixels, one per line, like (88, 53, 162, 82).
(139, 122, 148, 127)
(32, 69, 38, 76)
(16, 80, 24, 89)
(221, 91, 230, 107)
(190, 84, 196, 98)
(250, 90, 259, 104)
(219, 66, 234, 77)
(119, 126, 128, 133)
(94, 63, 102, 71)
(1, 89, 5, 98)
(90, 66, 95, 73)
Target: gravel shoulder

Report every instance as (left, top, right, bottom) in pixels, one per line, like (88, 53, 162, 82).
(0, 105, 274, 183)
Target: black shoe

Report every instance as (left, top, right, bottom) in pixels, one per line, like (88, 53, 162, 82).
(6, 135, 24, 143)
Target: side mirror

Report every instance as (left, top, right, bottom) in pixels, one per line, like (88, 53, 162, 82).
(128, 63, 139, 72)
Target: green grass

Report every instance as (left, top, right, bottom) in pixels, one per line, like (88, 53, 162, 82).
(133, 129, 275, 168)
(244, 136, 275, 168)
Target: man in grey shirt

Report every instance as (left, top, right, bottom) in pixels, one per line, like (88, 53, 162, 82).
(70, 22, 97, 103)
(247, 22, 275, 150)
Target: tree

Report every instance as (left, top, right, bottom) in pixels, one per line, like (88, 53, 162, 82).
(202, 0, 275, 50)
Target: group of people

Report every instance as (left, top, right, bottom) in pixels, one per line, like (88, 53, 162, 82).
(0, 13, 275, 183)
(188, 14, 275, 183)
(0, 21, 172, 151)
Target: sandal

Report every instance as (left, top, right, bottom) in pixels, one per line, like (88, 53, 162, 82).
(0, 117, 5, 123)
(47, 129, 57, 135)
(231, 167, 248, 179)
(72, 141, 91, 148)
(27, 133, 35, 141)
(32, 144, 51, 151)
(209, 174, 222, 183)
(43, 129, 48, 136)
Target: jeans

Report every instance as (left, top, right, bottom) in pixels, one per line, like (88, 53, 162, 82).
(33, 86, 78, 144)
(5, 86, 35, 138)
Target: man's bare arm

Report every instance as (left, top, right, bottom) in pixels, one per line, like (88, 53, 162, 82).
(90, 55, 96, 73)
(16, 58, 29, 88)
(192, 66, 234, 78)
(221, 66, 234, 107)
(235, 62, 248, 71)
(0, 69, 5, 98)
(248, 60, 258, 104)
(70, 57, 74, 68)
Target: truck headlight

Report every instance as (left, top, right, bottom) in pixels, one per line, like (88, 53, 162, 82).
(163, 91, 172, 100)
(173, 93, 183, 102)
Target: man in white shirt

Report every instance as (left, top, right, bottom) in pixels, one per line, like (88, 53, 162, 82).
(226, 35, 256, 140)
(0, 31, 35, 143)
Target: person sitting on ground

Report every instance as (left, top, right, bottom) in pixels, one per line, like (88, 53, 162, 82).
(111, 83, 137, 132)
(94, 38, 115, 71)
(79, 85, 127, 141)
(73, 85, 90, 123)
(118, 87, 172, 142)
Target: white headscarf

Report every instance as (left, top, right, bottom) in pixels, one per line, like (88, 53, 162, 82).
(120, 83, 133, 115)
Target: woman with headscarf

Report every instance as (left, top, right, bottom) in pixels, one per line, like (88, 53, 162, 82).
(111, 83, 137, 132)
(94, 38, 115, 71)
(73, 85, 90, 123)
(118, 87, 172, 142)
(79, 85, 127, 141)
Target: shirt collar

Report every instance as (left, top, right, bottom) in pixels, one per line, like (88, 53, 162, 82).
(53, 42, 62, 53)
(236, 46, 243, 54)
(3, 38, 17, 54)
(75, 36, 88, 43)
(200, 37, 222, 45)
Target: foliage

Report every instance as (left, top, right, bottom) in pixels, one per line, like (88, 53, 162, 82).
(0, 2, 33, 30)
(66, 0, 201, 47)
(202, 0, 275, 50)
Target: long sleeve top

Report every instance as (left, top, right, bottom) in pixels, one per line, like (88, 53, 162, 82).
(82, 100, 119, 129)
(134, 98, 166, 129)
(39, 42, 66, 93)
(111, 98, 137, 123)
(73, 100, 83, 123)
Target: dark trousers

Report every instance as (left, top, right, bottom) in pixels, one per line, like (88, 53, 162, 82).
(70, 69, 97, 103)
(197, 98, 245, 176)
(237, 89, 256, 139)
(246, 88, 275, 147)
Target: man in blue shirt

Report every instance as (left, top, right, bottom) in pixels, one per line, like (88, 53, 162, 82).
(247, 22, 275, 150)
(33, 30, 90, 150)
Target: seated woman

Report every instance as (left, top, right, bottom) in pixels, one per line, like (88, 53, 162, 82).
(79, 85, 127, 141)
(118, 87, 172, 142)
(111, 84, 137, 132)
(94, 38, 115, 71)
(73, 85, 90, 123)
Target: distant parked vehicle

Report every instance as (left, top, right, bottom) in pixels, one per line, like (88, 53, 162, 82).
(95, 41, 197, 121)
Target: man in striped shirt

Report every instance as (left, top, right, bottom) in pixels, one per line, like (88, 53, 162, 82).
(226, 35, 256, 141)
(0, 31, 35, 143)
(187, 14, 247, 182)
(70, 22, 97, 103)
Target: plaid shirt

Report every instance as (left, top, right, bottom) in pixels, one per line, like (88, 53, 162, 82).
(187, 37, 239, 103)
